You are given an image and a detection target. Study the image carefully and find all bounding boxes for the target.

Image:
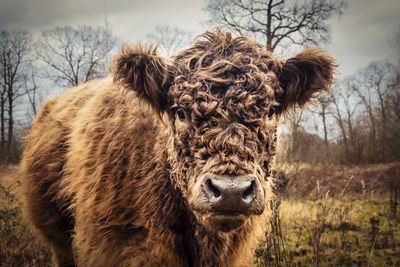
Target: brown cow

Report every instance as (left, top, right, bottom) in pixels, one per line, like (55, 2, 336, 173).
(21, 30, 336, 266)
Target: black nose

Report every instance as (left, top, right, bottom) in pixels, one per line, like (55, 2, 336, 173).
(203, 174, 264, 214)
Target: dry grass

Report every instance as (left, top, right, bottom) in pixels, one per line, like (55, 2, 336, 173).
(0, 165, 51, 266)
(1, 163, 399, 266)
(255, 162, 400, 266)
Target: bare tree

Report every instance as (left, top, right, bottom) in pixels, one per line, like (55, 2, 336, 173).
(351, 75, 377, 157)
(368, 62, 398, 161)
(35, 23, 118, 87)
(330, 81, 361, 163)
(330, 87, 348, 160)
(283, 109, 304, 162)
(23, 63, 41, 120)
(205, 0, 346, 52)
(147, 26, 193, 56)
(389, 25, 400, 69)
(0, 30, 32, 161)
(386, 27, 400, 159)
(310, 95, 332, 162)
(386, 74, 400, 160)
(0, 61, 5, 154)
(327, 60, 400, 164)
(349, 62, 397, 162)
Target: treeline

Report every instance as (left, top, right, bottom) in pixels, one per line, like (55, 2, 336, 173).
(0, 24, 118, 163)
(277, 60, 400, 165)
(1, 23, 400, 166)
(0, 23, 198, 163)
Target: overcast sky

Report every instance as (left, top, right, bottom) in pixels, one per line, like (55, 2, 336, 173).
(0, 0, 399, 79)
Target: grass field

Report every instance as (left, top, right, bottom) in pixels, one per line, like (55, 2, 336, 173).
(0, 165, 51, 266)
(1, 163, 399, 266)
(255, 197, 400, 266)
(255, 162, 400, 266)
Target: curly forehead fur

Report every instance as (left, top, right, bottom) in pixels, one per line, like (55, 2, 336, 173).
(170, 31, 283, 116)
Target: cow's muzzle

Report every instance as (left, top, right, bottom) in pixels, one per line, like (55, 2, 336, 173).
(192, 173, 265, 232)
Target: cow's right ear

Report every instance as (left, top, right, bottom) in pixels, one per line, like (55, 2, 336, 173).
(276, 48, 336, 112)
(112, 43, 172, 114)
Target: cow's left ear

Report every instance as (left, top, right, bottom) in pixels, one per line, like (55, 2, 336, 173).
(112, 43, 172, 114)
(277, 48, 337, 111)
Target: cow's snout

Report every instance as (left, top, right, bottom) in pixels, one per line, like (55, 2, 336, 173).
(201, 174, 264, 215)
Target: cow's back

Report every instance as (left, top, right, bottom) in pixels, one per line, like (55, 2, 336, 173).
(21, 78, 112, 212)
(20, 77, 158, 266)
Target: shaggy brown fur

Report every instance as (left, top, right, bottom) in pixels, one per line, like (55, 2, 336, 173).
(21, 30, 336, 267)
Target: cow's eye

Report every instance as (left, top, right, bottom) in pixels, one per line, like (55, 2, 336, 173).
(268, 106, 277, 119)
(176, 108, 186, 122)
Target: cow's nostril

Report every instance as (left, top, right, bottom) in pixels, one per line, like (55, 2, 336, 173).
(199, 174, 264, 215)
(205, 179, 221, 198)
(242, 180, 255, 203)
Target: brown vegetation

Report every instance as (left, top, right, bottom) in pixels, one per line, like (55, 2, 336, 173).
(256, 162, 400, 266)
(2, 162, 399, 266)
(0, 165, 51, 266)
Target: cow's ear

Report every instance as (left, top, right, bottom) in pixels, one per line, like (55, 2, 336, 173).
(112, 43, 172, 114)
(277, 48, 337, 111)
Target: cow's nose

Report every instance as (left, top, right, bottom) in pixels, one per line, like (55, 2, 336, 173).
(203, 174, 264, 214)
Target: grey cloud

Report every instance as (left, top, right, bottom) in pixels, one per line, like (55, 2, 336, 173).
(0, 0, 206, 45)
(0, 0, 399, 79)
(0, 0, 132, 29)
(328, 0, 400, 77)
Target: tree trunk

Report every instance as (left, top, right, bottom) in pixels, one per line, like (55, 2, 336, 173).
(0, 97, 4, 157)
(337, 118, 349, 162)
(266, 0, 273, 51)
(321, 106, 330, 162)
(332, 95, 349, 163)
(7, 86, 13, 159)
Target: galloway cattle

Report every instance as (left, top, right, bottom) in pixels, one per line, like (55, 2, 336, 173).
(21, 30, 336, 266)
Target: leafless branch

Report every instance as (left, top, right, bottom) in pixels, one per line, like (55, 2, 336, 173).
(205, 0, 347, 52)
(35, 23, 118, 87)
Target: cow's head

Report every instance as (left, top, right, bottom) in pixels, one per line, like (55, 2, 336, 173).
(113, 30, 336, 232)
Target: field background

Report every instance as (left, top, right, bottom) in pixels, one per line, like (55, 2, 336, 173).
(1, 162, 399, 267)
